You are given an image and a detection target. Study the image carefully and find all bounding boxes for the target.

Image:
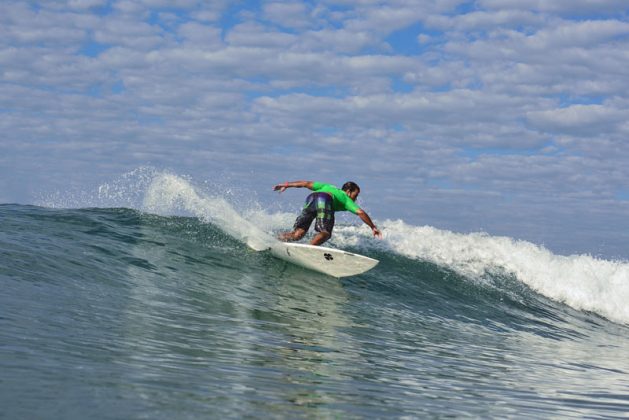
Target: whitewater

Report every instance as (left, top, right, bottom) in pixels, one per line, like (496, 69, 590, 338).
(2, 170, 628, 418)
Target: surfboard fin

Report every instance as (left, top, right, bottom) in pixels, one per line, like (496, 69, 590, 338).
(245, 235, 272, 251)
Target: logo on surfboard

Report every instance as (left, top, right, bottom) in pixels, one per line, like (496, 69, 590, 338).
(324, 253, 334, 261)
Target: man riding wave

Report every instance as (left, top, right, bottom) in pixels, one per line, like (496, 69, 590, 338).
(273, 180, 382, 246)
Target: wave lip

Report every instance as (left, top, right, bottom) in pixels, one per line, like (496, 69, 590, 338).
(374, 220, 629, 326)
(142, 173, 275, 251)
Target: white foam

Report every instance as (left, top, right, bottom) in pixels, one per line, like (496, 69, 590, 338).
(142, 173, 275, 251)
(372, 219, 629, 326)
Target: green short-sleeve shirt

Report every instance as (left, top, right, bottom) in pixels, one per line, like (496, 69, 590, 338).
(312, 182, 361, 214)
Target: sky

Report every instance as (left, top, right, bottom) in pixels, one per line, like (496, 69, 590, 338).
(1, 0, 629, 257)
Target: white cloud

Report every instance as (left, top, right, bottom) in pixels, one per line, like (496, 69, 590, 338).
(300, 28, 381, 53)
(67, 0, 108, 9)
(2, 0, 629, 256)
(522, 20, 629, 50)
(479, 0, 628, 15)
(263, 2, 314, 30)
(527, 104, 627, 135)
(94, 17, 167, 50)
(426, 9, 544, 31)
(225, 22, 297, 48)
(345, 5, 428, 33)
(178, 22, 223, 48)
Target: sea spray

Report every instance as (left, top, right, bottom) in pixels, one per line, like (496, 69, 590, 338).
(37, 167, 159, 209)
(142, 173, 274, 250)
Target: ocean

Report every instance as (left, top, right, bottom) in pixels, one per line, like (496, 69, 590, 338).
(2, 172, 628, 418)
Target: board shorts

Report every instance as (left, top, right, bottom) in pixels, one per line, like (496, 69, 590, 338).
(293, 192, 335, 234)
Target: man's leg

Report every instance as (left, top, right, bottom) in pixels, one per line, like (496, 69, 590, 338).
(279, 228, 307, 242)
(311, 194, 334, 246)
(310, 231, 330, 246)
(280, 196, 315, 242)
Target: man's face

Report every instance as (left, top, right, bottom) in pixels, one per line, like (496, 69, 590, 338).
(347, 189, 360, 201)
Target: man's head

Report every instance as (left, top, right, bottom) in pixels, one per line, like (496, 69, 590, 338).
(342, 181, 360, 201)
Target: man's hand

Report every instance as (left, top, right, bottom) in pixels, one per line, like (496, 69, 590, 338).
(273, 183, 288, 193)
(357, 209, 382, 239)
(273, 181, 314, 192)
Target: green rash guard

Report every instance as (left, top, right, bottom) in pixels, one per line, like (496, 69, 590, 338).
(311, 182, 361, 214)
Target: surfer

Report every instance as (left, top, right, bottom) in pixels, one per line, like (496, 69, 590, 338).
(273, 181, 382, 246)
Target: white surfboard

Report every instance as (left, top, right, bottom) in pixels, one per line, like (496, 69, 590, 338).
(268, 242, 379, 278)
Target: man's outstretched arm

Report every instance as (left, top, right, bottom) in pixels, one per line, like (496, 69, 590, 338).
(273, 181, 314, 193)
(356, 209, 382, 238)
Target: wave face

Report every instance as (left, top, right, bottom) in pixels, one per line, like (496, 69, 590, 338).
(2, 173, 629, 418)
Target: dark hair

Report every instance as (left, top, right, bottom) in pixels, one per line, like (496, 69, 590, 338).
(342, 181, 360, 193)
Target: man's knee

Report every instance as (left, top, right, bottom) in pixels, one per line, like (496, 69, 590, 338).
(310, 230, 331, 245)
(292, 228, 306, 240)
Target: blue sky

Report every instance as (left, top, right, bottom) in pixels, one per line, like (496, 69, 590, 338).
(2, 0, 629, 257)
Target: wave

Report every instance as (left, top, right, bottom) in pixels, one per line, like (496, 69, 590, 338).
(371, 221, 629, 326)
(35, 170, 629, 326)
